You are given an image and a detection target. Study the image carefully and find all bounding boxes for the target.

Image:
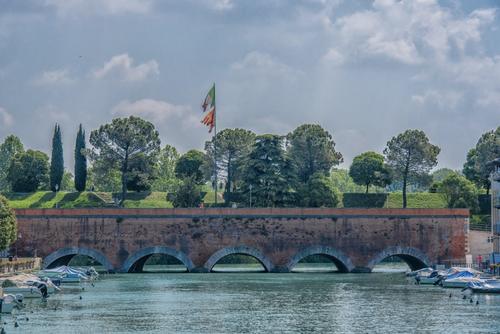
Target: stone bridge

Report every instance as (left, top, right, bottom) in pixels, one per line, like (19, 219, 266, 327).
(12, 208, 469, 273)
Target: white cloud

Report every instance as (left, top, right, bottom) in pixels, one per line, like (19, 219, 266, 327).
(32, 69, 74, 86)
(44, 0, 153, 17)
(0, 107, 14, 127)
(231, 51, 300, 78)
(212, 0, 233, 11)
(411, 90, 463, 110)
(322, 48, 345, 65)
(331, 0, 496, 65)
(93, 54, 159, 82)
(111, 99, 190, 123)
(35, 104, 71, 122)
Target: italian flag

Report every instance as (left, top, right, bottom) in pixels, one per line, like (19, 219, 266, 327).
(201, 84, 216, 133)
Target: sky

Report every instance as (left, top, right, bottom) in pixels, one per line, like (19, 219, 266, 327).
(0, 0, 499, 171)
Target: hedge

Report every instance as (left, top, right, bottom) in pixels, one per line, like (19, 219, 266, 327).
(342, 193, 388, 208)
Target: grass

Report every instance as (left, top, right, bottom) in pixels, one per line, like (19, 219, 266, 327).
(3, 191, 449, 209)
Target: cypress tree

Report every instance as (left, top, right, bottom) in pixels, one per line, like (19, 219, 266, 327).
(74, 124, 87, 192)
(50, 124, 64, 192)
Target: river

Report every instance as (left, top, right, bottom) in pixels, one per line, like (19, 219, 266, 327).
(2, 264, 500, 333)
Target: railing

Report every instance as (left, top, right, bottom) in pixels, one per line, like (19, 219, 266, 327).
(0, 257, 41, 274)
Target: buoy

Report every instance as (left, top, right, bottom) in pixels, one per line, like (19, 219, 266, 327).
(14, 322, 19, 328)
(469, 299, 473, 303)
(462, 295, 466, 299)
(26, 317, 29, 321)
(449, 293, 452, 298)
(1, 327, 6, 334)
(79, 296, 82, 300)
(476, 300, 479, 305)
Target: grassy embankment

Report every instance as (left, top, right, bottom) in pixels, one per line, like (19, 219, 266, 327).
(3, 191, 448, 209)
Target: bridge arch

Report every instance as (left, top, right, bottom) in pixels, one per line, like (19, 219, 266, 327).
(367, 246, 431, 271)
(43, 247, 114, 271)
(286, 246, 355, 273)
(121, 246, 194, 273)
(204, 246, 274, 272)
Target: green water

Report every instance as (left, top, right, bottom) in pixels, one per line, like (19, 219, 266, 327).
(2, 265, 500, 333)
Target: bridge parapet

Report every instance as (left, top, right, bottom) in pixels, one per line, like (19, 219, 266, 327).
(13, 208, 469, 273)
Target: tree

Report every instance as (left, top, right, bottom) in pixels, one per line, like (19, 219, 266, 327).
(61, 171, 74, 191)
(0, 194, 16, 251)
(89, 116, 160, 205)
(438, 173, 478, 211)
(175, 150, 206, 184)
(384, 129, 440, 208)
(8, 150, 49, 192)
(329, 169, 366, 193)
(50, 124, 64, 192)
(349, 151, 392, 193)
(463, 148, 481, 188)
(205, 128, 255, 200)
(126, 153, 157, 192)
(87, 164, 121, 192)
(468, 127, 500, 194)
(152, 144, 181, 192)
(0, 135, 24, 192)
(302, 172, 339, 207)
(431, 168, 456, 183)
(240, 135, 296, 207)
(74, 124, 87, 192)
(287, 124, 343, 183)
(171, 177, 203, 208)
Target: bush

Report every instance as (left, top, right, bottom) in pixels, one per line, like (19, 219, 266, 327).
(0, 194, 17, 250)
(342, 193, 388, 208)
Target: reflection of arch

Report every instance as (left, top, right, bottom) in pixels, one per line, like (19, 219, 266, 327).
(204, 246, 274, 272)
(121, 246, 194, 273)
(43, 247, 114, 271)
(286, 246, 354, 273)
(367, 246, 430, 271)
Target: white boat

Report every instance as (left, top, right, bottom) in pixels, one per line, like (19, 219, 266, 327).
(406, 267, 434, 277)
(439, 268, 484, 288)
(0, 294, 24, 314)
(2, 285, 43, 298)
(415, 270, 444, 284)
(467, 279, 500, 294)
(40, 266, 97, 284)
(441, 277, 483, 288)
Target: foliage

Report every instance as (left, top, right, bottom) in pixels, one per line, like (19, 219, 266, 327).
(171, 177, 203, 208)
(240, 134, 296, 207)
(126, 153, 157, 192)
(287, 124, 343, 183)
(437, 173, 478, 211)
(301, 172, 339, 207)
(329, 169, 366, 193)
(74, 124, 87, 192)
(89, 116, 161, 205)
(342, 193, 388, 208)
(0, 194, 16, 250)
(431, 168, 456, 183)
(464, 127, 500, 193)
(152, 144, 181, 192)
(384, 129, 440, 208)
(204, 128, 255, 198)
(87, 163, 121, 192)
(60, 171, 74, 191)
(50, 124, 64, 192)
(477, 194, 491, 215)
(0, 135, 24, 192)
(175, 150, 206, 184)
(7, 150, 49, 192)
(349, 151, 391, 193)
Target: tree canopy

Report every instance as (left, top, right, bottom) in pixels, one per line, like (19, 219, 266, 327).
(240, 134, 296, 207)
(50, 124, 64, 191)
(8, 149, 49, 192)
(349, 151, 391, 193)
(152, 144, 181, 192)
(287, 124, 342, 183)
(0, 135, 24, 192)
(89, 116, 160, 204)
(74, 124, 87, 192)
(437, 173, 478, 211)
(0, 194, 16, 251)
(301, 172, 339, 207)
(384, 129, 440, 208)
(175, 150, 206, 184)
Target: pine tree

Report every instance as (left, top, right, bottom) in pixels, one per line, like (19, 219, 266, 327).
(50, 124, 64, 192)
(74, 124, 87, 192)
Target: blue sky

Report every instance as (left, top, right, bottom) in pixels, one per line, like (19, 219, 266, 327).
(0, 0, 499, 170)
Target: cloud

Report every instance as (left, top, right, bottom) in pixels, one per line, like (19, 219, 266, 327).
(322, 48, 345, 65)
(0, 107, 14, 127)
(111, 99, 191, 123)
(43, 0, 153, 17)
(212, 0, 233, 11)
(93, 54, 159, 82)
(32, 69, 74, 85)
(330, 0, 496, 65)
(411, 90, 463, 110)
(231, 51, 300, 78)
(34, 104, 71, 122)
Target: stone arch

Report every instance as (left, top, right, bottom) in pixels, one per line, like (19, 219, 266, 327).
(121, 246, 194, 273)
(286, 245, 355, 273)
(43, 247, 114, 271)
(366, 246, 431, 271)
(204, 246, 274, 272)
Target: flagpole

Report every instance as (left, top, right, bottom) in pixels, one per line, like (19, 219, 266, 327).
(213, 83, 218, 206)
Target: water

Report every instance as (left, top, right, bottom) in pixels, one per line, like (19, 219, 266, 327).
(2, 265, 500, 333)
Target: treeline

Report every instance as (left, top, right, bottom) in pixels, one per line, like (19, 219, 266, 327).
(0, 116, 498, 209)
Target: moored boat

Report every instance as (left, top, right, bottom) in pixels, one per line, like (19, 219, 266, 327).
(0, 294, 24, 314)
(467, 279, 500, 294)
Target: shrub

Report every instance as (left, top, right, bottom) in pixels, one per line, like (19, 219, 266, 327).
(342, 193, 388, 208)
